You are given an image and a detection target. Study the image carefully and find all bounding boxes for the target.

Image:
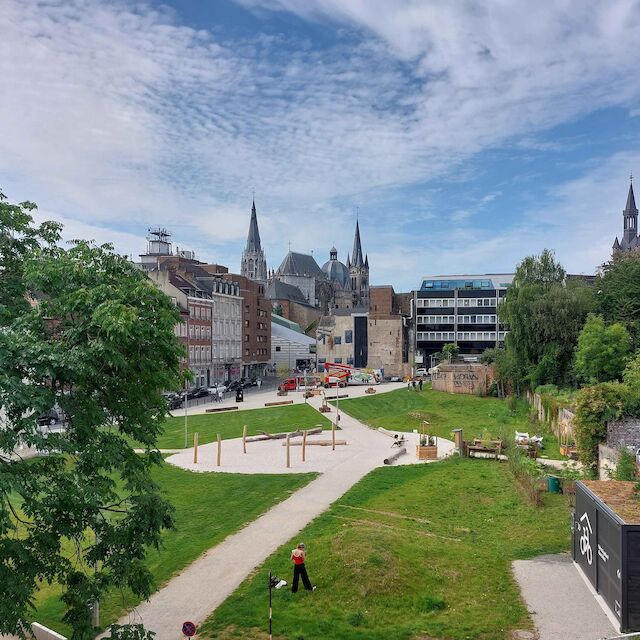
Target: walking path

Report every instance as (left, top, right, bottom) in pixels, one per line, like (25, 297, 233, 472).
(114, 389, 453, 638)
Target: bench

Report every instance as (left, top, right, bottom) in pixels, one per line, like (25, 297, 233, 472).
(206, 406, 239, 413)
(265, 400, 294, 407)
(468, 439, 503, 460)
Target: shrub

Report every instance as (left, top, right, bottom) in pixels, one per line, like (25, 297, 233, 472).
(614, 448, 637, 481)
(574, 382, 631, 474)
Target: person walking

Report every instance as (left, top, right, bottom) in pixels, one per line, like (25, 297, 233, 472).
(291, 543, 315, 593)
(418, 378, 424, 391)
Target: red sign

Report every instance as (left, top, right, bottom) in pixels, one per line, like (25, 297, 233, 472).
(182, 621, 197, 637)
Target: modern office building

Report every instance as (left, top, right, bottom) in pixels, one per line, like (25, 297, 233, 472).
(413, 274, 514, 367)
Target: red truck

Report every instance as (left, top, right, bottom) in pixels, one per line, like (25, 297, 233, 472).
(278, 376, 311, 392)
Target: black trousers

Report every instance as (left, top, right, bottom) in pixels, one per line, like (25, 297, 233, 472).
(291, 563, 312, 592)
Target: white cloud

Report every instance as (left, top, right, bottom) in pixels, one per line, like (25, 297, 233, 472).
(1, 0, 639, 286)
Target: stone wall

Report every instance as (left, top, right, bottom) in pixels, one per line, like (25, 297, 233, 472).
(606, 418, 640, 450)
(598, 443, 620, 480)
(431, 363, 492, 395)
(367, 315, 408, 377)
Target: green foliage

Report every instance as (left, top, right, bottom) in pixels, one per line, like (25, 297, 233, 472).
(597, 251, 640, 348)
(442, 342, 460, 362)
(504, 439, 545, 506)
(276, 363, 290, 379)
(614, 449, 637, 481)
(623, 351, 640, 415)
(108, 625, 155, 640)
(500, 249, 594, 390)
(0, 194, 184, 638)
(574, 314, 630, 383)
(574, 382, 631, 473)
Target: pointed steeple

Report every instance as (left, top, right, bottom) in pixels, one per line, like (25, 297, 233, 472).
(346, 252, 350, 268)
(625, 180, 638, 215)
(351, 220, 364, 268)
(364, 253, 369, 268)
(246, 199, 262, 253)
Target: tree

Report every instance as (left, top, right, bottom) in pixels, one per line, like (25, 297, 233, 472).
(597, 251, 640, 348)
(574, 314, 630, 383)
(623, 351, 640, 415)
(442, 343, 460, 362)
(0, 193, 184, 638)
(500, 249, 594, 389)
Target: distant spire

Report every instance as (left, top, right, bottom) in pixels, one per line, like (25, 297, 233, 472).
(246, 198, 261, 252)
(625, 179, 638, 215)
(351, 220, 364, 268)
(364, 253, 369, 268)
(346, 252, 351, 268)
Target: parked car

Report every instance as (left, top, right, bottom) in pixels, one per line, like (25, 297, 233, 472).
(162, 392, 183, 410)
(416, 368, 428, 377)
(180, 386, 209, 400)
(227, 380, 242, 392)
(37, 410, 59, 427)
(207, 384, 227, 395)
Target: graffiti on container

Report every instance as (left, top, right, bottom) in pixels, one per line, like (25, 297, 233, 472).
(452, 372, 479, 388)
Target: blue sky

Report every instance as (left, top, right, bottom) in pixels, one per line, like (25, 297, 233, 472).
(2, 0, 640, 290)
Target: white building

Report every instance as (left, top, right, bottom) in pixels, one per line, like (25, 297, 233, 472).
(271, 314, 315, 372)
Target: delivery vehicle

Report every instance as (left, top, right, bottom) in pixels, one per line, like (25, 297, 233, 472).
(278, 376, 314, 392)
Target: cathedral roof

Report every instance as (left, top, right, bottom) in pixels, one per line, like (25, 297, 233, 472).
(265, 279, 310, 305)
(625, 182, 638, 215)
(276, 251, 324, 278)
(351, 220, 365, 268)
(322, 251, 349, 288)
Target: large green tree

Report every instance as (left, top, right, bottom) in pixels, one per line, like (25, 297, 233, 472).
(0, 192, 184, 638)
(499, 249, 594, 389)
(597, 250, 640, 348)
(574, 314, 630, 383)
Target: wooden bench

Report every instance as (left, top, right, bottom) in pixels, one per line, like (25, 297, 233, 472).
(206, 406, 239, 413)
(264, 400, 294, 407)
(468, 439, 503, 460)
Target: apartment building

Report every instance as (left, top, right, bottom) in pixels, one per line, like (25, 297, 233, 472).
(413, 274, 514, 368)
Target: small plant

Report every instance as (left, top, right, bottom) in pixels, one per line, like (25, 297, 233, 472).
(614, 448, 637, 481)
(414, 595, 447, 612)
(348, 611, 365, 627)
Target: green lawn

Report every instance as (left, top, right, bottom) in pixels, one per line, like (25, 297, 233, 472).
(32, 463, 317, 636)
(334, 385, 563, 460)
(200, 458, 570, 640)
(155, 404, 331, 449)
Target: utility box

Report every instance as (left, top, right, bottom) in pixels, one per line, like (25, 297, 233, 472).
(573, 480, 640, 632)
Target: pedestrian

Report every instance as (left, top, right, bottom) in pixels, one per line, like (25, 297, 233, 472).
(290, 542, 315, 593)
(257, 378, 262, 389)
(217, 388, 223, 403)
(412, 379, 417, 390)
(419, 378, 423, 391)
(407, 378, 411, 390)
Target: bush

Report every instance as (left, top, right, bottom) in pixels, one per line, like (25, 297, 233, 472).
(505, 440, 544, 506)
(614, 448, 637, 481)
(574, 382, 631, 473)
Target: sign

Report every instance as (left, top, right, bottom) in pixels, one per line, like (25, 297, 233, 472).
(182, 621, 197, 637)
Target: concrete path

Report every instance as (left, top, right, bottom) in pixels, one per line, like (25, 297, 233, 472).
(114, 391, 452, 638)
(513, 553, 618, 640)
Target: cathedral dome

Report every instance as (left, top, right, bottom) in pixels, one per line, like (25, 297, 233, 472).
(322, 246, 349, 288)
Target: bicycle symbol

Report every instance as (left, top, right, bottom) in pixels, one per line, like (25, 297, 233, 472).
(579, 512, 593, 565)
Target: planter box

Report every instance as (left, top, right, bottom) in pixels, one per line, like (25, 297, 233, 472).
(416, 445, 438, 460)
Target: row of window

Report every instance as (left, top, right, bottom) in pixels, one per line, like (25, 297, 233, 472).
(417, 331, 508, 342)
(416, 297, 498, 308)
(417, 314, 498, 325)
(317, 357, 354, 365)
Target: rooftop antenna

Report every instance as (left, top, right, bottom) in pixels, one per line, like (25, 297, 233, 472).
(288, 240, 292, 252)
(631, 172, 634, 184)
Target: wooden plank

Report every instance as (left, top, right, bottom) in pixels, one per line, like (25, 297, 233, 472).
(205, 406, 239, 413)
(264, 400, 294, 407)
(216, 433, 221, 467)
(245, 426, 323, 442)
(283, 440, 347, 446)
(242, 425, 247, 454)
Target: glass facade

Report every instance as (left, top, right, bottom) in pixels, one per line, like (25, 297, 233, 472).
(420, 279, 494, 291)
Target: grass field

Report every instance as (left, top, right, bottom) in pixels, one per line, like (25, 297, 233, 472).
(334, 385, 562, 460)
(32, 463, 317, 635)
(155, 403, 331, 449)
(200, 458, 570, 640)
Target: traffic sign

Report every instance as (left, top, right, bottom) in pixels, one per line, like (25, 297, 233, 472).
(182, 621, 197, 637)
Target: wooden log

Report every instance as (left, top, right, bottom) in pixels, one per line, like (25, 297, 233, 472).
(384, 447, 407, 465)
(193, 432, 199, 464)
(244, 426, 323, 442)
(326, 394, 349, 399)
(302, 429, 307, 462)
(217, 433, 221, 467)
(377, 427, 401, 439)
(265, 400, 294, 407)
(242, 425, 247, 454)
(206, 406, 239, 413)
(283, 440, 347, 446)
(286, 434, 290, 468)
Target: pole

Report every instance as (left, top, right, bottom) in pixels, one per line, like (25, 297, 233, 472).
(332, 420, 336, 451)
(243, 425, 247, 454)
(302, 429, 307, 462)
(193, 432, 198, 464)
(217, 433, 221, 467)
(286, 434, 291, 468)
(268, 571, 273, 640)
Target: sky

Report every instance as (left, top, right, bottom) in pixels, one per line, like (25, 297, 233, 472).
(2, 0, 640, 291)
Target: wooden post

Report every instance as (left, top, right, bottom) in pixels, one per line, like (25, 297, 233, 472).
(302, 429, 307, 462)
(242, 425, 247, 454)
(332, 421, 336, 451)
(286, 434, 291, 469)
(193, 432, 199, 464)
(217, 433, 221, 467)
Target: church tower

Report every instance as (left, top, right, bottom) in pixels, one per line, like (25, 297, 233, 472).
(613, 176, 640, 253)
(241, 199, 267, 282)
(348, 220, 370, 309)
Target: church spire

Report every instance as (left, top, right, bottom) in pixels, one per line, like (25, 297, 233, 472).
(625, 177, 637, 216)
(351, 220, 364, 268)
(246, 198, 262, 253)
